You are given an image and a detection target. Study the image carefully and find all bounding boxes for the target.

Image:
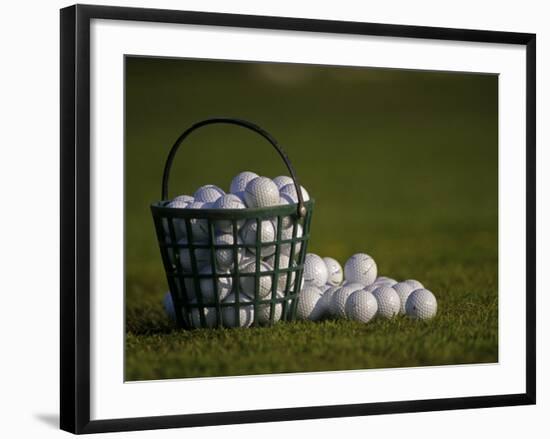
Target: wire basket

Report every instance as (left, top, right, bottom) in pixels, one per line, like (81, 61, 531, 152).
(151, 118, 314, 329)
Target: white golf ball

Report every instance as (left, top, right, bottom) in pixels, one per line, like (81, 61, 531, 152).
(213, 194, 246, 233)
(230, 171, 259, 199)
(193, 184, 225, 203)
(274, 193, 296, 229)
(240, 219, 277, 257)
(168, 194, 194, 208)
(222, 293, 254, 328)
(372, 286, 400, 318)
(279, 183, 310, 203)
(198, 267, 232, 303)
(265, 253, 296, 292)
(373, 276, 397, 287)
(318, 285, 340, 317)
(244, 176, 280, 208)
(330, 283, 364, 318)
(185, 201, 212, 242)
(178, 240, 211, 272)
(323, 257, 343, 286)
(393, 281, 417, 314)
(239, 260, 273, 299)
(272, 175, 294, 190)
(296, 285, 324, 321)
(214, 233, 244, 271)
(405, 289, 437, 319)
(344, 253, 378, 286)
(345, 290, 378, 323)
(163, 291, 176, 321)
(256, 290, 284, 325)
(280, 223, 303, 257)
(405, 279, 424, 290)
(303, 253, 329, 287)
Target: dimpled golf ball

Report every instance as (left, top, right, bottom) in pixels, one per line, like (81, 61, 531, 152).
(244, 176, 280, 208)
(330, 283, 364, 318)
(230, 171, 259, 199)
(214, 233, 244, 271)
(213, 194, 246, 233)
(344, 253, 377, 286)
(240, 219, 277, 257)
(168, 194, 194, 208)
(275, 193, 295, 229)
(280, 223, 303, 256)
(256, 290, 284, 325)
(345, 290, 378, 323)
(393, 281, 417, 314)
(303, 253, 329, 287)
(318, 285, 340, 317)
(374, 276, 397, 287)
(265, 253, 296, 291)
(239, 260, 273, 299)
(296, 285, 324, 321)
(405, 288, 437, 319)
(194, 184, 225, 203)
(323, 257, 343, 286)
(221, 293, 254, 327)
(184, 201, 211, 241)
(198, 267, 232, 302)
(372, 286, 400, 318)
(188, 305, 219, 328)
(163, 292, 176, 321)
(272, 175, 294, 190)
(405, 279, 424, 290)
(279, 183, 310, 203)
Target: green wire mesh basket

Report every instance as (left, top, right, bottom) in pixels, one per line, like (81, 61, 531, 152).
(151, 118, 314, 329)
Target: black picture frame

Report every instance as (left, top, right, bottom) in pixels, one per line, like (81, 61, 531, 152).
(60, 4, 536, 434)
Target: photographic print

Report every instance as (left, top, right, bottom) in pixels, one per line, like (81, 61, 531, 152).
(125, 56, 498, 381)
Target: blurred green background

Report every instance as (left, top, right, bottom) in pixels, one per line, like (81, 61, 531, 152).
(125, 57, 498, 381)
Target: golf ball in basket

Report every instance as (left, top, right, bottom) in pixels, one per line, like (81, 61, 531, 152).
(239, 260, 273, 299)
(215, 233, 244, 271)
(185, 201, 212, 242)
(257, 290, 284, 325)
(405, 279, 424, 290)
(188, 305, 219, 328)
(344, 253, 377, 286)
(230, 171, 259, 199)
(330, 283, 364, 318)
(168, 194, 194, 208)
(393, 281, 417, 314)
(371, 286, 400, 318)
(244, 176, 280, 208)
(280, 223, 303, 256)
(198, 267, 232, 303)
(265, 253, 296, 291)
(279, 183, 310, 203)
(323, 257, 343, 286)
(222, 293, 254, 328)
(163, 292, 176, 321)
(213, 194, 246, 233)
(345, 290, 378, 323)
(240, 219, 277, 257)
(194, 185, 225, 203)
(303, 253, 329, 287)
(272, 175, 294, 190)
(275, 193, 295, 229)
(296, 285, 324, 321)
(405, 288, 437, 319)
(178, 240, 211, 272)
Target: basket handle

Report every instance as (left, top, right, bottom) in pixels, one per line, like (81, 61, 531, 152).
(161, 117, 307, 218)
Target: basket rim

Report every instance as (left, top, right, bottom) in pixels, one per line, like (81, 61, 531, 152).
(151, 199, 314, 219)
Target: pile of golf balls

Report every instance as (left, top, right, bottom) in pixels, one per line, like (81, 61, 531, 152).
(296, 252, 438, 323)
(162, 171, 309, 328)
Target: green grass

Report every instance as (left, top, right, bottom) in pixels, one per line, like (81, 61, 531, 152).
(124, 57, 498, 381)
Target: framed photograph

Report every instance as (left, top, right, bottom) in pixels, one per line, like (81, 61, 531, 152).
(60, 4, 536, 434)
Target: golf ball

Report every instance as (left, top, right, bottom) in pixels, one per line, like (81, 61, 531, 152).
(345, 290, 378, 323)
(371, 286, 400, 318)
(194, 184, 225, 203)
(323, 257, 343, 286)
(230, 171, 259, 199)
(318, 285, 340, 317)
(405, 289, 437, 319)
(222, 293, 254, 327)
(272, 175, 294, 190)
(296, 285, 324, 321)
(239, 260, 273, 299)
(198, 267, 232, 303)
(162, 291, 176, 321)
(213, 194, 246, 233)
(168, 194, 194, 208)
(188, 305, 219, 328)
(393, 281, 417, 314)
(244, 176, 280, 208)
(344, 253, 377, 286)
(265, 253, 296, 292)
(256, 290, 284, 325)
(240, 219, 277, 257)
(185, 200, 211, 242)
(178, 240, 211, 272)
(330, 283, 363, 318)
(303, 253, 329, 287)
(214, 233, 244, 271)
(405, 279, 424, 290)
(279, 183, 310, 203)
(280, 223, 303, 256)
